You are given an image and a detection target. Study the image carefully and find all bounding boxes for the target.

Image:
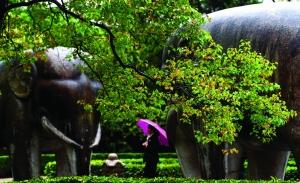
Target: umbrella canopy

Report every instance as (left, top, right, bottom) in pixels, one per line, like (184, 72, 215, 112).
(137, 119, 169, 147)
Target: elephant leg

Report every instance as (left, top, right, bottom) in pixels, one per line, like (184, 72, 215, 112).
(246, 148, 290, 180)
(11, 142, 30, 180)
(28, 131, 41, 177)
(9, 98, 40, 180)
(166, 109, 225, 179)
(193, 121, 225, 179)
(10, 130, 41, 180)
(56, 144, 77, 176)
(224, 141, 245, 179)
(166, 109, 203, 178)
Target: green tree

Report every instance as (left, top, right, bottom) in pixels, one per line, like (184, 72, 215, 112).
(0, 0, 295, 148)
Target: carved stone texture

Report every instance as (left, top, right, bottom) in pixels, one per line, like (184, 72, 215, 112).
(0, 47, 102, 180)
(101, 153, 125, 176)
(166, 2, 300, 180)
(203, 2, 300, 180)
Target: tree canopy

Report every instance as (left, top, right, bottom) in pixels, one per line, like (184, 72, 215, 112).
(0, 0, 296, 147)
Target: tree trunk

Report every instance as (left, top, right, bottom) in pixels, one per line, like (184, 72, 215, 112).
(0, 0, 8, 31)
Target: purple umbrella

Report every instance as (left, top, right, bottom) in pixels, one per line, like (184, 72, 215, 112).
(137, 119, 169, 147)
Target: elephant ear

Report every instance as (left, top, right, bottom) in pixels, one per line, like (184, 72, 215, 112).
(8, 62, 37, 98)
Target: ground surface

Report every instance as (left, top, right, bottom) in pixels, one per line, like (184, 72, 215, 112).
(0, 178, 12, 183)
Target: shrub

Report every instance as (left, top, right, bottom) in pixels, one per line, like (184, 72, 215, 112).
(40, 154, 55, 170)
(44, 161, 56, 177)
(92, 153, 177, 160)
(1, 153, 299, 180)
(0, 153, 178, 177)
(44, 158, 182, 178)
(285, 165, 298, 181)
(0, 155, 11, 177)
(121, 158, 179, 165)
(15, 176, 296, 183)
(0, 154, 57, 177)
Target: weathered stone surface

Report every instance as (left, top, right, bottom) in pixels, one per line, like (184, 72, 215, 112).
(166, 2, 300, 180)
(203, 3, 300, 179)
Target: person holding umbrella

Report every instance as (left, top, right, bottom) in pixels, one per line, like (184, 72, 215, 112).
(142, 125, 159, 177)
(137, 119, 169, 178)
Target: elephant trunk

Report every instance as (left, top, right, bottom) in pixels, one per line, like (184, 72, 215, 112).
(41, 109, 101, 176)
(76, 148, 92, 175)
(74, 111, 101, 175)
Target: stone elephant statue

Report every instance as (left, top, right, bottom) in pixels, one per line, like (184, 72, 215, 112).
(0, 47, 102, 180)
(164, 2, 300, 180)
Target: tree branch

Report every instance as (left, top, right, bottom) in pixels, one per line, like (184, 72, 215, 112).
(6, 0, 155, 82)
(74, 46, 110, 97)
(0, 0, 8, 32)
(5, 0, 193, 97)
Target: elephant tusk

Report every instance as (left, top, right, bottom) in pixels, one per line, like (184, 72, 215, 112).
(41, 116, 83, 149)
(89, 123, 101, 148)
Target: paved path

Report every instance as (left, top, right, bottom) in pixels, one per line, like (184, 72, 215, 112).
(0, 178, 12, 183)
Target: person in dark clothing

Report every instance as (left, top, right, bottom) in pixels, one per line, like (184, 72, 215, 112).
(142, 125, 159, 178)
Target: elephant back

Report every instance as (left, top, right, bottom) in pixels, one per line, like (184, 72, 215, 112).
(204, 2, 300, 54)
(203, 2, 300, 109)
(163, 3, 300, 178)
(202, 2, 300, 144)
(35, 47, 83, 80)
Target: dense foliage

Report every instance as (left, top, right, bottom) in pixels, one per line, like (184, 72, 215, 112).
(162, 36, 296, 143)
(0, 1, 296, 145)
